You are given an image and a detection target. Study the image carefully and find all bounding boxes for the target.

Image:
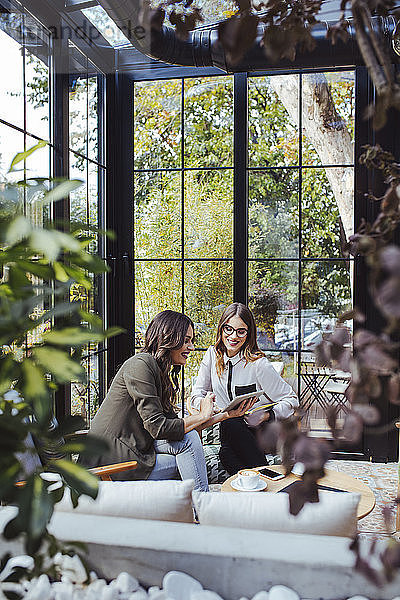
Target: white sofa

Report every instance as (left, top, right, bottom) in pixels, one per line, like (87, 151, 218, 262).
(1, 480, 399, 600)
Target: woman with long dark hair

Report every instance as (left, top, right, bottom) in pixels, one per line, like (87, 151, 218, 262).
(84, 310, 217, 491)
(190, 303, 298, 475)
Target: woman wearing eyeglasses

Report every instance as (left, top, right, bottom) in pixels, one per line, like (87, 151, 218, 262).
(190, 302, 298, 475)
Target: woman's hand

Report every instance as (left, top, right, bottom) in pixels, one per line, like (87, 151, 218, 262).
(199, 392, 216, 420)
(226, 397, 258, 419)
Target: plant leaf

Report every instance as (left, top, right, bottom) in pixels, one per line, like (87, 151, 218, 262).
(51, 459, 99, 500)
(44, 327, 104, 347)
(44, 180, 83, 204)
(6, 216, 32, 244)
(33, 347, 86, 383)
(9, 141, 48, 172)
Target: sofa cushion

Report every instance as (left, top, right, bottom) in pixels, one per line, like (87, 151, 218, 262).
(193, 490, 360, 538)
(56, 479, 195, 523)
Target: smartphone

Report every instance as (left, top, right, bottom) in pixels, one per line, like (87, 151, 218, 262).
(258, 468, 286, 480)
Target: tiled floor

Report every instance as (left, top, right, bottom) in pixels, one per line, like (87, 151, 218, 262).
(327, 460, 398, 537)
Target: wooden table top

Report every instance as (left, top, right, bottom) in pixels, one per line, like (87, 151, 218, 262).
(221, 465, 376, 520)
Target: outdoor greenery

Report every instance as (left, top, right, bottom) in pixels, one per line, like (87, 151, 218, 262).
(133, 71, 355, 367)
(22, 50, 102, 421)
(0, 0, 400, 588)
(0, 142, 118, 569)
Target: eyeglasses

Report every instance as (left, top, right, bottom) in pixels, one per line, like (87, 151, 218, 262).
(222, 324, 248, 338)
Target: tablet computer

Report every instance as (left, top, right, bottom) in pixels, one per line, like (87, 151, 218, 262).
(225, 389, 265, 412)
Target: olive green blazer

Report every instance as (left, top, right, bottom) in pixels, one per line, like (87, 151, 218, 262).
(83, 353, 184, 480)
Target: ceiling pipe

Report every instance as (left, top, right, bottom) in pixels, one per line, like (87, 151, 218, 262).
(97, 0, 398, 70)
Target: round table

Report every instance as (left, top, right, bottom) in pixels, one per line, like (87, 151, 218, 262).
(221, 465, 376, 520)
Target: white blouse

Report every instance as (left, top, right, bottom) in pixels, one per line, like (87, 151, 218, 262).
(190, 346, 298, 420)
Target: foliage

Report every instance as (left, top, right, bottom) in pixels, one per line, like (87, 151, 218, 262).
(134, 77, 234, 349)
(316, 145, 400, 413)
(249, 284, 282, 341)
(133, 73, 354, 356)
(0, 143, 120, 568)
(256, 145, 400, 581)
(144, 0, 400, 580)
(148, 0, 400, 129)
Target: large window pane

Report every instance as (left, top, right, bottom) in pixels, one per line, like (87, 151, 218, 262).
(302, 167, 353, 258)
(26, 51, 50, 140)
(302, 71, 355, 167)
(0, 27, 23, 129)
(88, 76, 99, 161)
(69, 76, 88, 156)
(248, 74, 299, 168)
(265, 351, 298, 394)
(88, 162, 99, 254)
(184, 76, 233, 168)
(134, 79, 181, 170)
(184, 170, 233, 258)
(194, 1, 237, 26)
(135, 261, 182, 346)
(71, 348, 100, 423)
(25, 136, 50, 227)
(134, 171, 181, 259)
(248, 260, 299, 351)
(70, 152, 88, 225)
(249, 169, 299, 259)
(184, 261, 233, 348)
(301, 260, 352, 349)
(184, 349, 206, 407)
(0, 123, 24, 186)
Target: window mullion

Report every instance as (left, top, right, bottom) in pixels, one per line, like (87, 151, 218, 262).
(233, 72, 248, 304)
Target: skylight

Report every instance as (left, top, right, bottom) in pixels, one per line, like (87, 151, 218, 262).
(193, 0, 237, 26)
(81, 5, 131, 47)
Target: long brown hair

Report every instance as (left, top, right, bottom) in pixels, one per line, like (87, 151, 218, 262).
(143, 310, 194, 410)
(215, 303, 264, 377)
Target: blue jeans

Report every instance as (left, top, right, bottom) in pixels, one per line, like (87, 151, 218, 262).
(147, 429, 209, 492)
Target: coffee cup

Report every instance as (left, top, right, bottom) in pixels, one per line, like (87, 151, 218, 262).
(237, 469, 260, 489)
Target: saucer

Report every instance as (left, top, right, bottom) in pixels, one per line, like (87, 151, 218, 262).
(231, 477, 268, 492)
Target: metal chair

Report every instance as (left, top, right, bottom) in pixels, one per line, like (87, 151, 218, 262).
(324, 379, 350, 418)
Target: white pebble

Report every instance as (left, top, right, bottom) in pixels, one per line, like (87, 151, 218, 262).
(149, 592, 173, 600)
(128, 588, 149, 600)
(252, 593, 269, 600)
(24, 574, 52, 600)
(1, 582, 25, 595)
(115, 572, 139, 594)
(148, 586, 161, 596)
(87, 579, 107, 592)
(269, 586, 299, 600)
(54, 554, 87, 585)
(73, 589, 86, 600)
(0, 554, 34, 582)
(52, 580, 74, 600)
(100, 585, 118, 600)
(163, 571, 203, 600)
(85, 588, 102, 600)
(191, 591, 224, 600)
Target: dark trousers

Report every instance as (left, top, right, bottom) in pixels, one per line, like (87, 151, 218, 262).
(219, 417, 268, 475)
